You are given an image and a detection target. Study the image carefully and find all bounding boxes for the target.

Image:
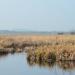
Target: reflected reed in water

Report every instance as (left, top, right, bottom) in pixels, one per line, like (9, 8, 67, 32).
(27, 56, 55, 68)
(57, 61, 75, 70)
(27, 56, 75, 70)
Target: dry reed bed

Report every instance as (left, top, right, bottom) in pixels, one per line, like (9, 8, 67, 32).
(0, 35, 75, 61)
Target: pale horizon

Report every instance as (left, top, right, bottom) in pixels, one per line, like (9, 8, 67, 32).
(0, 0, 75, 31)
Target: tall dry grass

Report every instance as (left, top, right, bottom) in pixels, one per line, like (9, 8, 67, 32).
(0, 35, 75, 61)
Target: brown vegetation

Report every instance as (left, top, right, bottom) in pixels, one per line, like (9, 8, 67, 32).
(0, 35, 75, 61)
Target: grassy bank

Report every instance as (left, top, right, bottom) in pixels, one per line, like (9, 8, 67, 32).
(0, 35, 75, 61)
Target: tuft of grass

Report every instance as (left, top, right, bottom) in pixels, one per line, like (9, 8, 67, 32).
(27, 48, 56, 63)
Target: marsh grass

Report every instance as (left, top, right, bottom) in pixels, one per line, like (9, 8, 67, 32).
(0, 35, 75, 61)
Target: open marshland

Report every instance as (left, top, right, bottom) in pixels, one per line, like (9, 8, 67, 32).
(0, 35, 75, 75)
(0, 35, 75, 61)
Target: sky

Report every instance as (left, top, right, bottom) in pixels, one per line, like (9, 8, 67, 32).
(0, 0, 75, 31)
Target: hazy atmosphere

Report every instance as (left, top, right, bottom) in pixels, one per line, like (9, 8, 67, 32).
(0, 1, 75, 75)
(0, 0, 75, 31)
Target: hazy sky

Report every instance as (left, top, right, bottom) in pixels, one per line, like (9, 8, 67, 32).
(0, 0, 75, 31)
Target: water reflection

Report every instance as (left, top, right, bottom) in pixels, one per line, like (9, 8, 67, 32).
(0, 53, 75, 75)
(57, 61, 75, 70)
(0, 53, 8, 59)
(27, 57, 55, 68)
(27, 56, 75, 70)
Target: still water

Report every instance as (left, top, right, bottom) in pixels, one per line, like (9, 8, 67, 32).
(0, 53, 75, 75)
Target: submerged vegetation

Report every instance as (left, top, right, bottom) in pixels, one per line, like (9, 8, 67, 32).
(0, 35, 75, 61)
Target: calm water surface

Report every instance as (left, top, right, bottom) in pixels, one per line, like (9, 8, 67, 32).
(0, 53, 75, 75)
